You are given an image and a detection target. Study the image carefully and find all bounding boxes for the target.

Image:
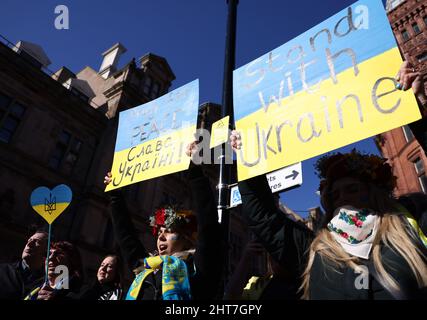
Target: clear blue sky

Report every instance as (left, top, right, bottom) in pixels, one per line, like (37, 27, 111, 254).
(0, 0, 390, 218)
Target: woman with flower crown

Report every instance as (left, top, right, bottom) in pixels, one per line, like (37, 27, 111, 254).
(104, 141, 224, 300)
(229, 65, 427, 299)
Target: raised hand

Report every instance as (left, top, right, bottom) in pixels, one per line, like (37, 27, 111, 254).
(230, 130, 242, 152)
(185, 140, 199, 158)
(36, 284, 56, 300)
(396, 61, 427, 105)
(104, 172, 112, 186)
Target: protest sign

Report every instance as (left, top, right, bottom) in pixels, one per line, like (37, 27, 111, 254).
(233, 0, 421, 181)
(210, 116, 230, 148)
(30, 184, 72, 225)
(106, 80, 199, 191)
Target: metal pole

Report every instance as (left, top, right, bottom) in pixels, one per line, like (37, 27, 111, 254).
(217, 0, 238, 293)
(217, 0, 238, 223)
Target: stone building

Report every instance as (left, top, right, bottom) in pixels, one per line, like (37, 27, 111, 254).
(377, 0, 427, 197)
(0, 35, 223, 285)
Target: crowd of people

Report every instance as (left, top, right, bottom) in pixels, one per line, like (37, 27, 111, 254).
(0, 63, 426, 300)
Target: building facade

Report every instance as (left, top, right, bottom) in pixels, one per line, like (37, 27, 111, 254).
(0, 35, 225, 285)
(378, 0, 427, 197)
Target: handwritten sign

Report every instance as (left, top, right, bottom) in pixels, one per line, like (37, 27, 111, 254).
(233, 0, 421, 181)
(30, 184, 72, 224)
(106, 80, 199, 191)
(210, 116, 230, 148)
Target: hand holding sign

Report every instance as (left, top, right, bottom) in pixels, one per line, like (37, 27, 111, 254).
(30, 184, 72, 224)
(230, 130, 242, 151)
(396, 61, 427, 108)
(106, 80, 199, 191)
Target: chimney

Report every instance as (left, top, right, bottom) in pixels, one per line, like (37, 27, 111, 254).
(13, 41, 52, 69)
(52, 66, 76, 83)
(99, 43, 127, 79)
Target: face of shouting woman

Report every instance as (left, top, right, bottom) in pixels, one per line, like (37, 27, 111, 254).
(156, 227, 187, 256)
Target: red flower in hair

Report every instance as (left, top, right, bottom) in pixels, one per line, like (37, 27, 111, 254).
(150, 208, 166, 235)
(155, 208, 166, 226)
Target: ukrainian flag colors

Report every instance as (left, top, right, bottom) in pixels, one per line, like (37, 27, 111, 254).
(30, 185, 72, 224)
(106, 80, 199, 191)
(233, 0, 421, 181)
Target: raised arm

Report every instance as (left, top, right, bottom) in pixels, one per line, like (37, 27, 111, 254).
(186, 163, 224, 300)
(184, 142, 224, 299)
(238, 175, 313, 276)
(231, 131, 314, 275)
(396, 61, 427, 154)
(106, 173, 148, 271)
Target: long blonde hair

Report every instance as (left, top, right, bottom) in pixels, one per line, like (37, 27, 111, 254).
(301, 183, 427, 299)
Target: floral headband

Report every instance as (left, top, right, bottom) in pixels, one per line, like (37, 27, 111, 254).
(149, 206, 197, 239)
(315, 149, 397, 193)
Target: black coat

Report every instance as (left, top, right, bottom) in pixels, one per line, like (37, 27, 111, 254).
(110, 165, 224, 300)
(238, 174, 427, 300)
(78, 281, 123, 300)
(0, 261, 44, 300)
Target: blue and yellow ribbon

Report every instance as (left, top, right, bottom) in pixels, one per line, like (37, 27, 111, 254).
(125, 255, 192, 300)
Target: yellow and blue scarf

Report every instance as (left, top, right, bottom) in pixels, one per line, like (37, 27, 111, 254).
(126, 255, 192, 300)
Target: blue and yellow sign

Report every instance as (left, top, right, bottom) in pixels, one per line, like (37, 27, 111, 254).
(233, 0, 421, 181)
(30, 184, 72, 224)
(106, 80, 199, 191)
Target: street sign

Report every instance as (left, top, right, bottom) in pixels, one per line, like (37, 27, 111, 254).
(229, 185, 242, 208)
(229, 162, 302, 208)
(266, 162, 302, 193)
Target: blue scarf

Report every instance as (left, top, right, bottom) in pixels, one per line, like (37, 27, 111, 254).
(125, 255, 192, 300)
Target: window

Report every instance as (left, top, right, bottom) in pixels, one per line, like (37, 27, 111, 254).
(417, 52, 427, 63)
(402, 125, 415, 142)
(413, 158, 427, 193)
(420, 176, 427, 193)
(19, 51, 43, 69)
(49, 130, 82, 172)
(0, 92, 26, 143)
(414, 157, 424, 174)
(151, 82, 161, 99)
(402, 29, 410, 42)
(70, 88, 89, 103)
(143, 76, 152, 95)
(412, 23, 421, 35)
(388, 0, 404, 11)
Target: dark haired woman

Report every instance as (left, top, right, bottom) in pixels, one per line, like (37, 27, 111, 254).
(104, 142, 224, 300)
(79, 255, 124, 300)
(25, 241, 83, 300)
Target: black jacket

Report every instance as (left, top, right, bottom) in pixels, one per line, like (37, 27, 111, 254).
(0, 261, 44, 300)
(78, 281, 123, 300)
(110, 165, 224, 300)
(238, 174, 427, 300)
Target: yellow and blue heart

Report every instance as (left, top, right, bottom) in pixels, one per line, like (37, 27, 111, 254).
(30, 185, 72, 224)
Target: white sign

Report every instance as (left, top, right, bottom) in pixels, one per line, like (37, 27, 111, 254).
(229, 185, 242, 208)
(266, 162, 302, 193)
(228, 163, 302, 208)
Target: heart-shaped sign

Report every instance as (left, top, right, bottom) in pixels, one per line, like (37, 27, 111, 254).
(30, 184, 72, 224)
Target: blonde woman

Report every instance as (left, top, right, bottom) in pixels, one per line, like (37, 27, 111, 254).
(230, 65, 427, 300)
